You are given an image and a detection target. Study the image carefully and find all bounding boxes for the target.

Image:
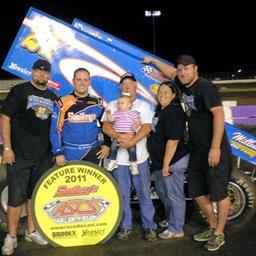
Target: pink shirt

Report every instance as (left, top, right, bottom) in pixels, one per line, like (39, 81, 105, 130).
(113, 110, 139, 133)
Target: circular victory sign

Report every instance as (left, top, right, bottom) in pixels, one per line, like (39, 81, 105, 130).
(32, 161, 122, 247)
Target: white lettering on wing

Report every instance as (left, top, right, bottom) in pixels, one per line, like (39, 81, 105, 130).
(9, 62, 32, 76)
(232, 132, 256, 151)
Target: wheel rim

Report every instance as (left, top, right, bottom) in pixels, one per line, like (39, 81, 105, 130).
(212, 181, 247, 220)
(227, 181, 247, 220)
(1, 186, 28, 218)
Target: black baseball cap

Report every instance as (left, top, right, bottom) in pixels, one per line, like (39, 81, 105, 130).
(32, 59, 51, 72)
(120, 72, 137, 84)
(175, 54, 196, 67)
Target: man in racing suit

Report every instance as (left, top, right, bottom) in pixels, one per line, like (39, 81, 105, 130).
(50, 67, 110, 166)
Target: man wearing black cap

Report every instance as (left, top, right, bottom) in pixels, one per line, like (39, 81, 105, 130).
(1, 59, 57, 255)
(102, 72, 157, 242)
(143, 55, 232, 251)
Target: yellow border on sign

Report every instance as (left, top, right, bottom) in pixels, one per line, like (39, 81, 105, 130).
(32, 160, 122, 247)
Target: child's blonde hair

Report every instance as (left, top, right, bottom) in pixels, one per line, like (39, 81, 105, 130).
(118, 94, 132, 102)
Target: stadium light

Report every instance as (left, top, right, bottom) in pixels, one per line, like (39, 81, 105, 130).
(145, 10, 161, 55)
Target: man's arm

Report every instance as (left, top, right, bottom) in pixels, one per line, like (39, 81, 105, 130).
(1, 114, 15, 164)
(142, 56, 177, 79)
(102, 121, 136, 146)
(105, 110, 115, 122)
(102, 100, 152, 149)
(103, 120, 150, 150)
(96, 118, 111, 160)
(102, 121, 124, 140)
(208, 106, 225, 167)
(118, 123, 151, 149)
(50, 99, 67, 166)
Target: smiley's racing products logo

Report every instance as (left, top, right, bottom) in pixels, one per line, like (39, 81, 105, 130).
(43, 198, 110, 224)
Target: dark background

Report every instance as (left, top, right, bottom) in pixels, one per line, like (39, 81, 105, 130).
(0, 0, 255, 79)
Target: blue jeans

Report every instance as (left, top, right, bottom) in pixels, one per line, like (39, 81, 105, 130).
(154, 154, 189, 233)
(109, 139, 137, 162)
(113, 160, 157, 230)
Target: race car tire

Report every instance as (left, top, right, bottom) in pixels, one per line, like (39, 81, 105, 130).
(194, 167, 256, 232)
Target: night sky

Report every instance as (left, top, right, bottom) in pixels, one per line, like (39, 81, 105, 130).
(1, 0, 256, 79)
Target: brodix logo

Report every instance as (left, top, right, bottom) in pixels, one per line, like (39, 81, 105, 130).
(32, 161, 122, 247)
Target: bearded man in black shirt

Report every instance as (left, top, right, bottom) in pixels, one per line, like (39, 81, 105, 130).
(1, 59, 57, 255)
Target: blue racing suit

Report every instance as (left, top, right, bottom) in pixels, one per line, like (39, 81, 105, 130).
(50, 93, 110, 161)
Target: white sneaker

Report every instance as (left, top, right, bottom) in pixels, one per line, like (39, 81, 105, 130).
(2, 234, 17, 255)
(158, 230, 184, 239)
(129, 162, 139, 175)
(25, 230, 48, 245)
(106, 160, 118, 171)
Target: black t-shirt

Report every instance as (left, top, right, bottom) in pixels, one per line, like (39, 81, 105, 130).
(147, 104, 188, 170)
(175, 77, 230, 152)
(1, 82, 57, 159)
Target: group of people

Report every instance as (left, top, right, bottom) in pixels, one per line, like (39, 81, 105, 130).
(1, 54, 232, 255)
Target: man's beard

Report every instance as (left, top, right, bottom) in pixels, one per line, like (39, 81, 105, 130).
(35, 79, 47, 86)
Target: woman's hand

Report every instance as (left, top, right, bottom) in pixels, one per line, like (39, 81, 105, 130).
(162, 166, 171, 177)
